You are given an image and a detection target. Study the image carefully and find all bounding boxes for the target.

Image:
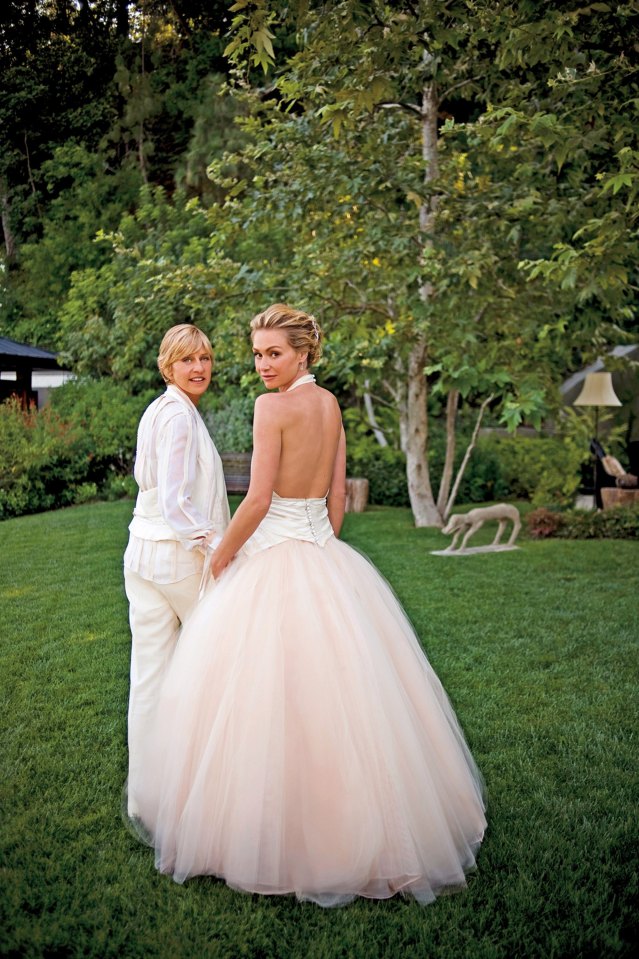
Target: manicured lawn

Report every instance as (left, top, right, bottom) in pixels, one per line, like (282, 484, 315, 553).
(1, 500, 637, 959)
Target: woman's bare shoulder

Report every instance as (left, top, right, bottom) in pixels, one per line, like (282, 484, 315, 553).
(316, 385, 342, 412)
(253, 392, 286, 422)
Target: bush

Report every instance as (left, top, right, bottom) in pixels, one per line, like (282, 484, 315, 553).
(559, 505, 639, 539)
(73, 482, 99, 504)
(468, 434, 585, 506)
(50, 379, 154, 483)
(200, 392, 254, 453)
(347, 444, 410, 507)
(456, 428, 592, 507)
(526, 507, 567, 539)
(100, 472, 138, 501)
(0, 398, 89, 518)
(0, 381, 152, 519)
(526, 504, 639, 540)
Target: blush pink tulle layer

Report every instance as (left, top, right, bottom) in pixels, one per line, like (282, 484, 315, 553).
(130, 536, 486, 907)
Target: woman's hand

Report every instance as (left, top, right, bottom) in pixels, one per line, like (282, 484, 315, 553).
(210, 550, 231, 581)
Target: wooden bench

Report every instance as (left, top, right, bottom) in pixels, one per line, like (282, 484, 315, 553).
(221, 453, 369, 513)
(221, 452, 252, 494)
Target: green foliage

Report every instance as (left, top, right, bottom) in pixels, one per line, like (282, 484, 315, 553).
(100, 472, 139, 502)
(7, 143, 142, 345)
(462, 405, 628, 508)
(49, 378, 155, 479)
(473, 434, 586, 507)
(346, 443, 410, 508)
(0, 398, 88, 518)
(527, 504, 639, 540)
(342, 406, 408, 506)
(58, 187, 242, 391)
(200, 390, 255, 453)
(3, 1, 637, 528)
(73, 482, 99, 505)
(0, 5, 240, 344)
(454, 441, 511, 505)
(0, 379, 151, 519)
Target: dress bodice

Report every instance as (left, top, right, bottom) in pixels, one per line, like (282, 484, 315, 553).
(242, 493, 334, 557)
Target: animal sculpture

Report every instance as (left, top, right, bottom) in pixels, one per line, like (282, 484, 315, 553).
(442, 503, 521, 552)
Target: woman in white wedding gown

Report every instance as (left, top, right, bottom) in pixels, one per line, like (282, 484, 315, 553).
(131, 303, 486, 906)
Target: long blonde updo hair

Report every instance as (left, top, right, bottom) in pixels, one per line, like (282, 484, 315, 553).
(250, 303, 323, 368)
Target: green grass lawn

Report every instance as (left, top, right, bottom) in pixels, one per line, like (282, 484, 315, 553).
(1, 500, 637, 959)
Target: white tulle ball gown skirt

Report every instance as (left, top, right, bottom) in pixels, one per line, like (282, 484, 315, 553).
(130, 495, 486, 906)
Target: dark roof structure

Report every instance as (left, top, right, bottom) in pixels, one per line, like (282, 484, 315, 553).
(0, 335, 64, 407)
(0, 336, 61, 369)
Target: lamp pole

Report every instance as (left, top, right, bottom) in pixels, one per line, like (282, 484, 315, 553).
(573, 372, 622, 508)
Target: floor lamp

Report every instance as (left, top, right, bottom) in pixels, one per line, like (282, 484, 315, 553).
(573, 372, 622, 507)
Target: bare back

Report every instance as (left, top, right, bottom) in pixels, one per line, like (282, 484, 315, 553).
(259, 384, 343, 498)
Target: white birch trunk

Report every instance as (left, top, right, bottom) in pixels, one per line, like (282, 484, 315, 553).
(363, 381, 388, 447)
(404, 68, 444, 527)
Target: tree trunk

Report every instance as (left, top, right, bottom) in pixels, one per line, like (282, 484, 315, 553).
(363, 381, 388, 447)
(405, 339, 441, 527)
(345, 478, 369, 512)
(407, 68, 443, 527)
(437, 389, 459, 514)
(0, 185, 16, 263)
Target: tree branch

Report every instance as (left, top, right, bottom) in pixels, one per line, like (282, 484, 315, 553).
(376, 101, 423, 118)
(440, 77, 478, 102)
(444, 392, 495, 520)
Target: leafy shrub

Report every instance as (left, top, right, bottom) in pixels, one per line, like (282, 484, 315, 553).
(342, 407, 409, 507)
(347, 445, 410, 507)
(472, 434, 584, 506)
(49, 379, 154, 483)
(526, 504, 638, 540)
(0, 380, 152, 519)
(200, 392, 254, 453)
(0, 398, 89, 518)
(455, 441, 511, 503)
(100, 473, 138, 501)
(558, 505, 639, 539)
(73, 482, 99, 504)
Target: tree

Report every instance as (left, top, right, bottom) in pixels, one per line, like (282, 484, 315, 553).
(215, 0, 638, 525)
(0, 1, 236, 344)
(58, 185, 244, 392)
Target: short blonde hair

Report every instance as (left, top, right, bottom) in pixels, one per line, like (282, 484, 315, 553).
(250, 303, 322, 367)
(157, 324, 214, 384)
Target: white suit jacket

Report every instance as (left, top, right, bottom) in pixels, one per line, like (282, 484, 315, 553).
(124, 385, 230, 584)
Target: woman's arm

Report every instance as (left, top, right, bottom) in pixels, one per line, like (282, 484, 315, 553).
(210, 396, 281, 578)
(327, 425, 347, 537)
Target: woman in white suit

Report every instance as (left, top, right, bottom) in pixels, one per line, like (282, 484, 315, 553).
(123, 323, 229, 818)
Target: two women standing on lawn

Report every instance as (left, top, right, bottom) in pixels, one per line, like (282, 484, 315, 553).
(124, 305, 486, 906)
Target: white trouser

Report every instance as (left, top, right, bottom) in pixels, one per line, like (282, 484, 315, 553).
(124, 567, 202, 817)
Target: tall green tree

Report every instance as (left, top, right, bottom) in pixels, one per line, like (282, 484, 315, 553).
(0, 1, 236, 344)
(216, 0, 638, 526)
